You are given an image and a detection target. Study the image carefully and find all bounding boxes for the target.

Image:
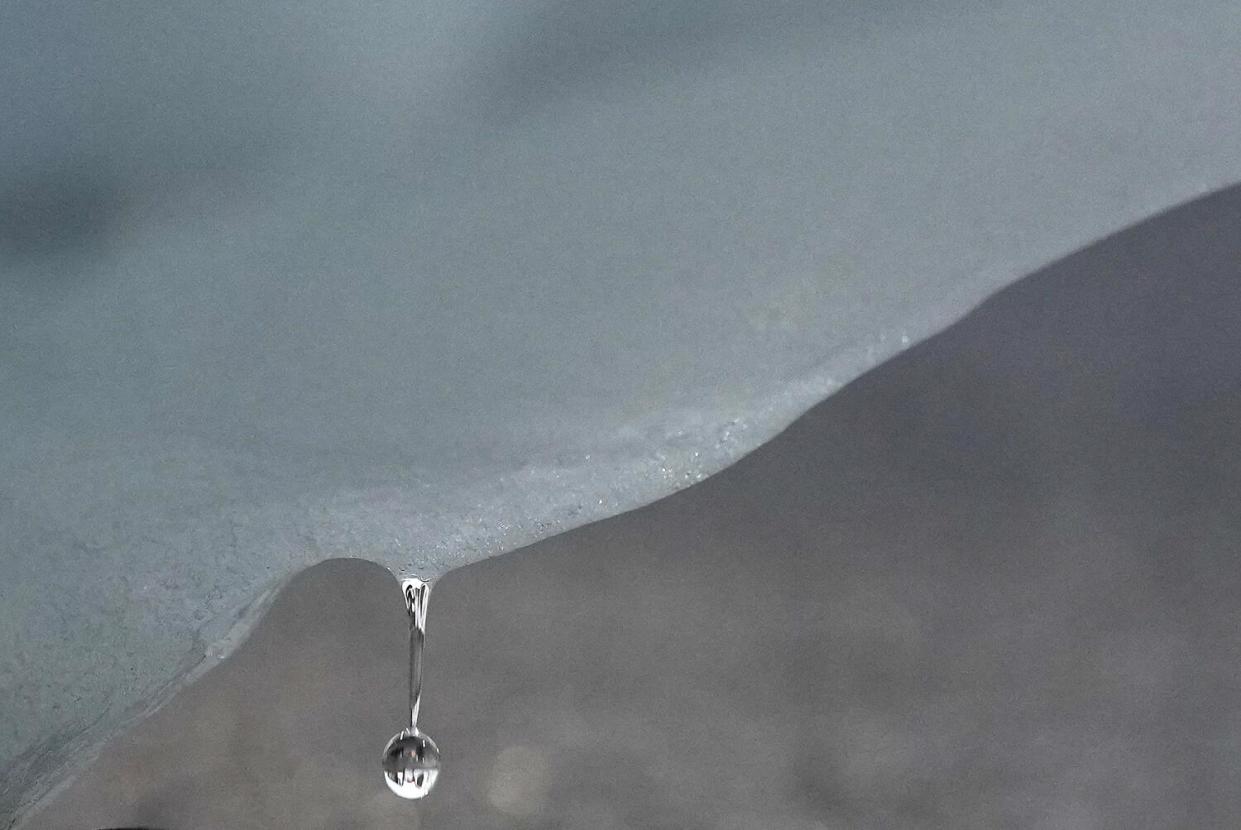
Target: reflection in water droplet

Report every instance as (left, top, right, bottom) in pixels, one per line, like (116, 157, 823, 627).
(381, 577, 441, 799)
(382, 727, 442, 799)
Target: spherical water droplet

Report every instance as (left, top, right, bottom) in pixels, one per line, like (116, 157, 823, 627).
(382, 728, 441, 799)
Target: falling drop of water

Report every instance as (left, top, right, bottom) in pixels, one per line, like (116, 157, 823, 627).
(382, 728, 441, 799)
(382, 576, 441, 799)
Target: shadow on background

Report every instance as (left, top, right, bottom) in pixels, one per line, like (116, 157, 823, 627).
(24, 186, 1241, 828)
(467, 0, 916, 123)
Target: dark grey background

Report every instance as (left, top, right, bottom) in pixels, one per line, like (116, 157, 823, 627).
(23, 187, 1241, 828)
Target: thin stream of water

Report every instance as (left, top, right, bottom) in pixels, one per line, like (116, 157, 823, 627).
(380, 577, 441, 799)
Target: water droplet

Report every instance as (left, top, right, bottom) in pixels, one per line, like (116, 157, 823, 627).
(382, 576, 441, 799)
(382, 728, 442, 798)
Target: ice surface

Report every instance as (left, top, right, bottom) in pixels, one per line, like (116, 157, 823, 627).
(2, 0, 1241, 823)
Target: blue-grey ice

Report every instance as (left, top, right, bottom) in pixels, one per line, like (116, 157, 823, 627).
(3, 0, 1241, 823)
